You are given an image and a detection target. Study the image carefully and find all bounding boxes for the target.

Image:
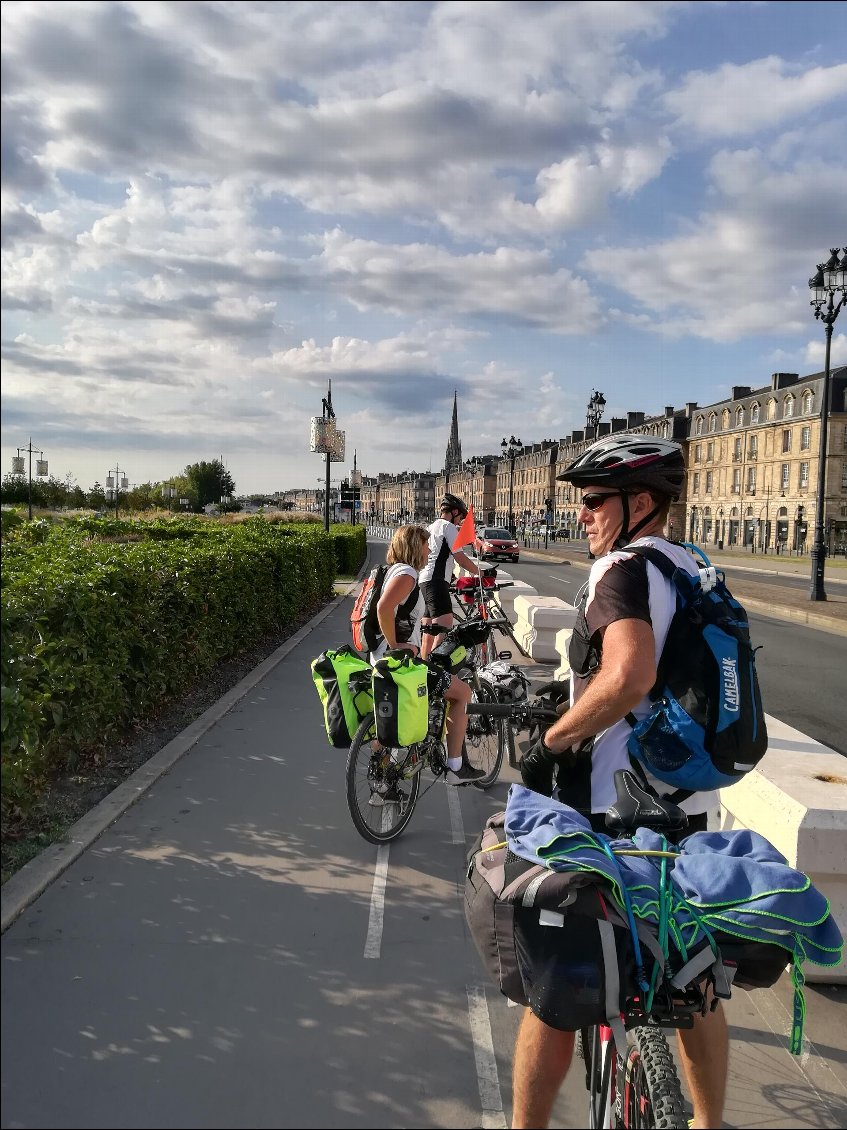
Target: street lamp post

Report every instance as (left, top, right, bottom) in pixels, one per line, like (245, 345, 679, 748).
(105, 464, 129, 519)
(808, 248, 846, 600)
(465, 457, 482, 519)
(11, 440, 48, 520)
(501, 435, 522, 537)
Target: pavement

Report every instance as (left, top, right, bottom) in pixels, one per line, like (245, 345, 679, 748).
(516, 540, 847, 635)
(1, 549, 846, 1128)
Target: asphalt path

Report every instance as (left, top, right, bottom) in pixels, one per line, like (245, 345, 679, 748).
(508, 559, 847, 758)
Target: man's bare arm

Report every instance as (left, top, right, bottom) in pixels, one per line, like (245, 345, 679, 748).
(542, 618, 656, 754)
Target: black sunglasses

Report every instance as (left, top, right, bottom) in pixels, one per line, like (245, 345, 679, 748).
(580, 492, 624, 512)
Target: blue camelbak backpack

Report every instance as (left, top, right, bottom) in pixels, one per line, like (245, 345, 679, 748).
(622, 543, 767, 801)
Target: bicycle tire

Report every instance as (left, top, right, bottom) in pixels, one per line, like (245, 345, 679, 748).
(345, 716, 421, 844)
(616, 1025, 687, 1129)
(465, 681, 506, 788)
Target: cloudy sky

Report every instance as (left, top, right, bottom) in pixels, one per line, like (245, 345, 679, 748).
(2, 1, 846, 496)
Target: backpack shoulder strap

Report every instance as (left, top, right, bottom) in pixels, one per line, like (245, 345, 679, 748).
(620, 542, 682, 586)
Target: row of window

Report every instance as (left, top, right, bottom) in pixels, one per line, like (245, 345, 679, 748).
(694, 391, 816, 435)
(691, 460, 847, 496)
(694, 426, 816, 464)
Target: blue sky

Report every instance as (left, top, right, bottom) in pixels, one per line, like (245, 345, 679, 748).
(2, 0, 846, 495)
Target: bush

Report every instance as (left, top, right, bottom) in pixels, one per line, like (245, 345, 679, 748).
(0, 518, 363, 826)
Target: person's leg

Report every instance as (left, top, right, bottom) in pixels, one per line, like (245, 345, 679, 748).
(675, 1000, 728, 1130)
(420, 611, 453, 660)
(443, 675, 470, 763)
(511, 1008, 574, 1129)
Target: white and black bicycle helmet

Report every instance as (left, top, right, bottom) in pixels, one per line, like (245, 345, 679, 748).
(557, 435, 685, 545)
(440, 493, 468, 517)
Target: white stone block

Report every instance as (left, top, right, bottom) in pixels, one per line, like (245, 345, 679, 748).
(513, 597, 576, 663)
(496, 580, 537, 621)
(553, 627, 573, 681)
(719, 714, 847, 984)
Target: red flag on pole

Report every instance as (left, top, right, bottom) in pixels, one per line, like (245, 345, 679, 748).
(452, 504, 477, 551)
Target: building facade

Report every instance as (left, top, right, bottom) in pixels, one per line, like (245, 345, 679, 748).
(685, 368, 847, 553)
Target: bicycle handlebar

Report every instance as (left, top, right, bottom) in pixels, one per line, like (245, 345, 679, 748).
(466, 700, 561, 725)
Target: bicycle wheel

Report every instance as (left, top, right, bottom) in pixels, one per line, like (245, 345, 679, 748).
(464, 681, 505, 788)
(345, 716, 421, 844)
(616, 1025, 687, 1129)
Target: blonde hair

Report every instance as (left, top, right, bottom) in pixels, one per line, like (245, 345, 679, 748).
(387, 525, 430, 572)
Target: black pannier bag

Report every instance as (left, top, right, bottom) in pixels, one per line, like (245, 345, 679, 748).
(465, 811, 793, 1035)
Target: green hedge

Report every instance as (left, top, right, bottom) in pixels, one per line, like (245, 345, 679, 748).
(1, 518, 365, 822)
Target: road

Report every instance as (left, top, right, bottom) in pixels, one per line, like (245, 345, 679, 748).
(508, 559, 847, 757)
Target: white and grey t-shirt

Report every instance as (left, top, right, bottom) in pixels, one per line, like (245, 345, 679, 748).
(419, 518, 461, 585)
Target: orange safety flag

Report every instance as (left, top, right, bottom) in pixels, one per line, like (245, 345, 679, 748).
(452, 504, 477, 552)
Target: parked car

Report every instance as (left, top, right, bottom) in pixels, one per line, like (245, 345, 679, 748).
(550, 527, 570, 541)
(477, 526, 520, 563)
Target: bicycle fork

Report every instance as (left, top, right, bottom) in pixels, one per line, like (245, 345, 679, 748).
(588, 1024, 617, 1129)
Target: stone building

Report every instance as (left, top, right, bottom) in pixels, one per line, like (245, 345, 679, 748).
(685, 368, 847, 553)
(495, 441, 559, 531)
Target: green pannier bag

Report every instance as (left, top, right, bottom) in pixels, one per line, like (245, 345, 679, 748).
(372, 650, 430, 747)
(311, 646, 375, 748)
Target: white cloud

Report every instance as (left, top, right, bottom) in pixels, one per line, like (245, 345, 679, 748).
(320, 230, 602, 332)
(804, 333, 847, 367)
(665, 56, 847, 140)
(582, 146, 847, 341)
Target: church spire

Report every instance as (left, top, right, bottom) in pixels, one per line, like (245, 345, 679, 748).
(444, 390, 462, 474)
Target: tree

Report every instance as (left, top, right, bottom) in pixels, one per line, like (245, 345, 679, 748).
(88, 481, 106, 510)
(182, 460, 236, 509)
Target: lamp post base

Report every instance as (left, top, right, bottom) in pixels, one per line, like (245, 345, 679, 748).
(809, 544, 827, 601)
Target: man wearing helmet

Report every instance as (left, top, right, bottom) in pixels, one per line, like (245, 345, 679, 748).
(419, 493, 490, 662)
(510, 436, 727, 1130)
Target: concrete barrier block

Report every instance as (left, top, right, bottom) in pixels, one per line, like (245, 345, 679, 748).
(553, 627, 573, 681)
(719, 714, 847, 984)
(513, 597, 576, 663)
(496, 580, 538, 621)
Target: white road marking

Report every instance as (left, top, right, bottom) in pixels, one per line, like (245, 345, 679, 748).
(364, 842, 390, 959)
(467, 984, 508, 1129)
(446, 782, 466, 844)
(546, 572, 572, 584)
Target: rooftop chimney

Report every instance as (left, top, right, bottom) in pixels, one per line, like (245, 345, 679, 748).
(611, 417, 627, 432)
(597, 421, 611, 436)
(771, 372, 799, 390)
(686, 402, 698, 417)
(731, 386, 752, 400)
(665, 406, 675, 417)
(626, 411, 645, 428)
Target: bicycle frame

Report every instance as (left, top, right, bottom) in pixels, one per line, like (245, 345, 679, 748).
(584, 1023, 618, 1129)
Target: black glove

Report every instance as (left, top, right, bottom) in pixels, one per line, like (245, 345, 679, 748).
(519, 733, 558, 796)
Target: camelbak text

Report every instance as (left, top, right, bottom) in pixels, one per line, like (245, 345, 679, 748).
(722, 657, 740, 713)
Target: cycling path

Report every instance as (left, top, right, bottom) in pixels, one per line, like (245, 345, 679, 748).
(1, 546, 845, 1128)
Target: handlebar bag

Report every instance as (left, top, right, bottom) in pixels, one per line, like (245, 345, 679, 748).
(311, 646, 375, 749)
(372, 650, 430, 747)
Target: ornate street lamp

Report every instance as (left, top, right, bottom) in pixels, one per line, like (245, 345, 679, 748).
(808, 248, 846, 600)
(465, 457, 483, 520)
(501, 436, 522, 536)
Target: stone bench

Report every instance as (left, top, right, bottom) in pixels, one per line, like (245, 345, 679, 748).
(513, 595, 578, 663)
(719, 716, 847, 984)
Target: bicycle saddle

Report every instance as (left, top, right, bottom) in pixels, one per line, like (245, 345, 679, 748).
(605, 769, 688, 836)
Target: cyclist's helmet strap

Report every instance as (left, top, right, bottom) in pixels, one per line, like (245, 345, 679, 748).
(440, 492, 467, 518)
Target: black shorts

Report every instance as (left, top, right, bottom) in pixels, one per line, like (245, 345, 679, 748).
(421, 578, 452, 618)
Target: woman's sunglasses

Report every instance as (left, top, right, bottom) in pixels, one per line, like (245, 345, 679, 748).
(580, 492, 624, 512)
